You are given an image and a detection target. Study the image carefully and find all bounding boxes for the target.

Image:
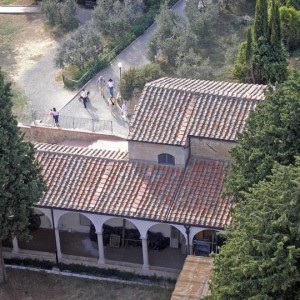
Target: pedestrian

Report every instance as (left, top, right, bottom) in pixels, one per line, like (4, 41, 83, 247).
(107, 78, 114, 99)
(121, 101, 128, 121)
(96, 75, 106, 97)
(80, 89, 88, 109)
(50, 107, 59, 127)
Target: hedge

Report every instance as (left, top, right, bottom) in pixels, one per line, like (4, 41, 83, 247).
(4, 257, 176, 285)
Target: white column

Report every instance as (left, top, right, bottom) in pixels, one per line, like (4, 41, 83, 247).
(141, 237, 149, 270)
(97, 232, 105, 264)
(12, 237, 19, 254)
(54, 227, 62, 258)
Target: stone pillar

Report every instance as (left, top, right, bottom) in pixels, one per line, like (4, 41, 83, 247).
(97, 232, 105, 264)
(12, 237, 19, 254)
(189, 245, 194, 255)
(54, 227, 62, 258)
(141, 237, 149, 270)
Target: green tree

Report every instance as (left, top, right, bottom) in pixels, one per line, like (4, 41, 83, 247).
(253, 0, 268, 41)
(0, 70, 45, 283)
(148, 2, 185, 71)
(233, 28, 254, 82)
(280, 0, 300, 10)
(92, 0, 144, 42)
(55, 22, 103, 69)
(280, 6, 300, 51)
(41, 0, 78, 30)
(185, 0, 219, 40)
(226, 70, 300, 198)
(209, 162, 300, 299)
(120, 63, 162, 100)
(234, 0, 288, 84)
(175, 49, 214, 80)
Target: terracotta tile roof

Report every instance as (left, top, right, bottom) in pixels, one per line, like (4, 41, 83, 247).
(35, 146, 231, 228)
(33, 142, 128, 161)
(35, 150, 183, 221)
(167, 158, 231, 228)
(128, 77, 266, 145)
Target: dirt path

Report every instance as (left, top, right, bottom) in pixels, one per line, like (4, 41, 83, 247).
(0, 5, 91, 114)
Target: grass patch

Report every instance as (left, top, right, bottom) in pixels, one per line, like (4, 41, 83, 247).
(1, 268, 172, 300)
(0, 20, 19, 39)
(0, 0, 35, 4)
(4, 257, 176, 286)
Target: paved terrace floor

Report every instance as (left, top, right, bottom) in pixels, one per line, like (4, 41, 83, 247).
(3, 229, 187, 274)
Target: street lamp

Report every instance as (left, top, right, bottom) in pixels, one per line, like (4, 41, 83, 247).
(117, 62, 122, 83)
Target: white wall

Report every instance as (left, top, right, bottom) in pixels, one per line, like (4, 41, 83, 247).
(58, 212, 91, 233)
(128, 141, 189, 167)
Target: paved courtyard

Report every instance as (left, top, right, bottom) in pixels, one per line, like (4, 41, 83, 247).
(7, 229, 187, 271)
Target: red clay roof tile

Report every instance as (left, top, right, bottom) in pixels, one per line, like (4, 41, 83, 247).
(34, 146, 231, 228)
(128, 77, 266, 145)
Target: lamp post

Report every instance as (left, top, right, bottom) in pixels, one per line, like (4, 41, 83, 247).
(117, 62, 122, 83)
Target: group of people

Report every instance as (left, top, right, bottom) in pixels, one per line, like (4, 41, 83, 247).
(50, 74, 128, 127)
(96, 76, 115, 105)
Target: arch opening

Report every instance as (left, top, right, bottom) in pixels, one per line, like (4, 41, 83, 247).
(99, 217, 143, 265)
(57, 212, 98, 258)
(158, 153, 175, 165)
(16, 208, 55, 253)
(192, 229, 225, 256)
(146, 224, 187, 270)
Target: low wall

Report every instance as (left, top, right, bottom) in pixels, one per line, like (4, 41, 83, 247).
(19, 125, 125, 144)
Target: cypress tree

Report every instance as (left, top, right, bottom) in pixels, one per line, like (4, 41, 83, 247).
(234, 0, 288, 84)
(0, 70, 45, 283)
(245, 28, 253, 63)
(253, 0, 268, 41)
(269, 0, 282, 46)
(209, 162, 300, 299)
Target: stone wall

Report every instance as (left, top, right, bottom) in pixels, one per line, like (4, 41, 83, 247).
(19, 125, 125, 144)
(128, 141, 189, 167)
(190, 137, 236, 161)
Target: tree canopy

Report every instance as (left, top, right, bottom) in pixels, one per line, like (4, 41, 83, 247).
(233, 0, 288, 84)
(209, 161, 300, 299)
(41, 0, 78, 31)
(0, 70, 45, 283)
(92, 0, 144, 42)
(226, 70, 300, 198)
(55, 22, 103, 69)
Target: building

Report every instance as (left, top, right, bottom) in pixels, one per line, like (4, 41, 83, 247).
(4, 77, 266, 277)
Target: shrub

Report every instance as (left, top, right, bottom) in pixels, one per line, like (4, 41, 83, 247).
(41, 0, 78, 31)
(120, 63, 162, 100)
(4, 258, 176, 284)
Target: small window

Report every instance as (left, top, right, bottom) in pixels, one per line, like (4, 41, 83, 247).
(158, 153, 175, 165)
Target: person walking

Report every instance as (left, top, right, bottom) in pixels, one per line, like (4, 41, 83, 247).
(121, 101, 128, 121)
(80, 89, 88, 109)
(107, 79, 114, 104)
(50, 107, 59, 127)
(96, 75, 106, 97)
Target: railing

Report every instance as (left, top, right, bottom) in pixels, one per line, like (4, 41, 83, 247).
(62, 46, 118, 90)
(17, 111, 113, 134)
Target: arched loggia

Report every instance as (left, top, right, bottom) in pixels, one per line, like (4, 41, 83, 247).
(192, 229, 224, 256)
(57, 211, 98, 259)
(17, 207, 55, 253)
(146, 224, 187, 270)
(100, 217, 143, 265)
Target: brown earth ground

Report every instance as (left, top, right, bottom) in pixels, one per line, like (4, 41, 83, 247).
(0, 0, 51, 77)
(0, 268, 172, 300)
(0, 0, 57, 113)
